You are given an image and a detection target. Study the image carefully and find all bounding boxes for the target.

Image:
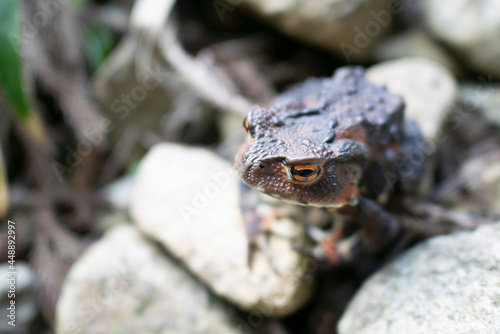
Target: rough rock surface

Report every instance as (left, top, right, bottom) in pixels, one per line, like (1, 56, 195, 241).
(131, 143, 314, 317)
(366, 58, 458, 141)
(56, 225, 244, 334)
(458, 152, 500, 208)
(372, 30, 462, 78)
(338, 223, 500, 334)
(460, 83, 500, 128)
(225, 0, 397, 62)
(422, 0, 500, 78)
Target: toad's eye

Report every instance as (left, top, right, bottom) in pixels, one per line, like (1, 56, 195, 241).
(288, 165, 323, 183)
(243, 117, 256, 138)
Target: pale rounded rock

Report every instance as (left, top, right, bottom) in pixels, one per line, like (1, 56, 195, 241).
(130, 143, 314, 317)
(338, 223, 500, 334)
(372, 30, 463, 78)
(366, 58, 458, 141)
(458, 152, 500, 207)
(227, 0, 397, 62)
(460, 83, 500, 127)
(422, 0, 500, 79)
(56, 225, 244, 334)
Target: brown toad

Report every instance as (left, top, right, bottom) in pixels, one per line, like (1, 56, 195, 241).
(235, 66, 426, 263)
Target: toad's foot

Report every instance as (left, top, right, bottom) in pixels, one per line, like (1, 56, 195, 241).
(298, 196, 402, 267)
(334, 196, 401, 251)
(240, 182, 293, 274)
(293, 220, 365, 267)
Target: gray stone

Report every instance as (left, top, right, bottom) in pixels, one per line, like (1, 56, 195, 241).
(422, 0, 500, 79)
(338, 223, 500, 334)
(453, 84, 500, 208)
(372, 29, 463, 78)
(366, 58, 458, 141)
(226, 0, 397, 62)
(460, 83, 500, 128)
(458, 152, 500, 208)
(56, 225, 245, 334)
(0, 262, 38, 334)
(131, 143, 314, 317)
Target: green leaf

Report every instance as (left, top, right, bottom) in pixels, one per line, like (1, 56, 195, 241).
(0, 145, 8, 218)
(126, 160, 141, 175)
(70, 0, 87, 8)
(84, 24, 115, 72)
(0, 0, 32, 121)
(69, 0, 87, 12)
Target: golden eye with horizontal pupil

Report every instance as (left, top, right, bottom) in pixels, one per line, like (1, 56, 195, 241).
(243, 117, 255, 138)
(288, 165, 322, 183)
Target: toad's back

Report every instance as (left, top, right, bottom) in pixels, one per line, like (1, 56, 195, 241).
(269, 67, 405, 159)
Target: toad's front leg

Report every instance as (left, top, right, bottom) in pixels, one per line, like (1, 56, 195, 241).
(318, 196, 401, 264)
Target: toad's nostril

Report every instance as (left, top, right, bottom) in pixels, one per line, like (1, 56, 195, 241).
(259, 164, 265, 169)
